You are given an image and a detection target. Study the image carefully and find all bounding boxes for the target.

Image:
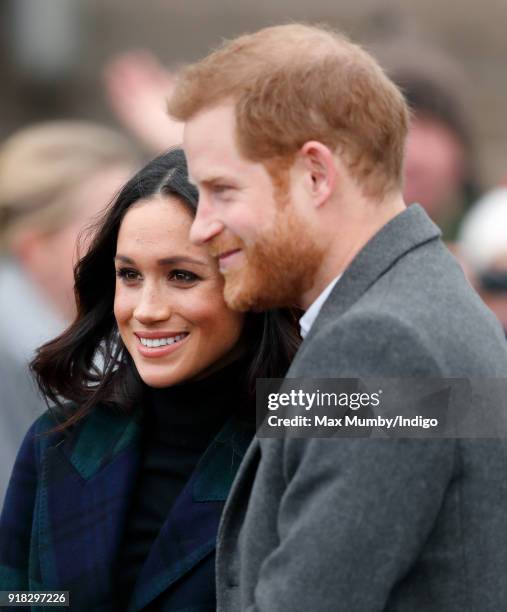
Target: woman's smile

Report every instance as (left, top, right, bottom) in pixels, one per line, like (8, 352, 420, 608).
(135, 331, 190, 358)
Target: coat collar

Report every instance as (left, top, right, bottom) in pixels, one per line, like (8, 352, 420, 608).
(129, 417, 253, 610)
(296, 204, 440, 352)
(37, 407, 253, 610)
(67, 407, 142, 479)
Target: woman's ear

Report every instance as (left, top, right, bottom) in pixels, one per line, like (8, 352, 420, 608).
(298, 141, 337, 209)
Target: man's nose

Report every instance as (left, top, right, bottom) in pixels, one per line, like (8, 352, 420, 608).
(133, 284, 171, 324)
(190, 196, 224, 245)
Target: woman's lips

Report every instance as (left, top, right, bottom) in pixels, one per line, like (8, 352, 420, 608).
(136, 332, 190, 358)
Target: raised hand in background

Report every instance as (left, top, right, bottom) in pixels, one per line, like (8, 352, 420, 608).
(103, 49, 184, 153)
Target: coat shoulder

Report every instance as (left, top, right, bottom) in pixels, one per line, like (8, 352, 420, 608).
(299, 310, 442, 378)
(21, 403, 134, 473)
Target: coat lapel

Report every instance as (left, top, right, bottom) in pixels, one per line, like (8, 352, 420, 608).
(129, 416, 253, 611)
(288, 204, 441, 374)
(215, 434, 260, 578)
(36, 408, 142, 609)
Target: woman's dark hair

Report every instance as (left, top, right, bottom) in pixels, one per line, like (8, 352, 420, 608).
(31, 148, 301, 430)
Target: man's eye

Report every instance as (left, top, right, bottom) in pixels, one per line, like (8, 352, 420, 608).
(116, 268, 141, 282)
(170, 270, 200, 283)
(213, 185, 232, 195)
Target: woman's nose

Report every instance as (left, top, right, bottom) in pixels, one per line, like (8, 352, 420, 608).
(133, 285, 171, 324)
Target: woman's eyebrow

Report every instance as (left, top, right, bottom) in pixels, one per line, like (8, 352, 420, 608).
(114, 254, 208, 266)
(114, 254, 135, 264)
(156, 256, 208, 267)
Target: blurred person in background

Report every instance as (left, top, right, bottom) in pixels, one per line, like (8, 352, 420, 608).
(0, 120, 139, 505)
(458, 187, 507, 336)
(379, 44, 480, 240)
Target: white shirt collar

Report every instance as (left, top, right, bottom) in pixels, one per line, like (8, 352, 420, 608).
(299, 274, 342, 339)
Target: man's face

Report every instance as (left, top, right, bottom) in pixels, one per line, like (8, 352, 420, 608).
(183, 104, 322, 311)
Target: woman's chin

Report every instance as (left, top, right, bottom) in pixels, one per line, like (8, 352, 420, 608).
(138, 368, 186, 388)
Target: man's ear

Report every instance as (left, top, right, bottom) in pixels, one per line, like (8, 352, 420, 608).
(299, 141, 337, 208)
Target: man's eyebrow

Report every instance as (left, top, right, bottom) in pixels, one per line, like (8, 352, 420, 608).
(114, 254, 208, 267)
(197, 175, 237, 187)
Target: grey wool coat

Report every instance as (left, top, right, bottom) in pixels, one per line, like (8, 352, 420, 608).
(216, 205, 507, 612)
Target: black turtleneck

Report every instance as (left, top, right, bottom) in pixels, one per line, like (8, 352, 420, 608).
(116, 358, 252, 608)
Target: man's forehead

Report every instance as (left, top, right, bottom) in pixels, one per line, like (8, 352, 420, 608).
(183, 112, 250, 183)
(184, 110, 233, 159)
(185, 148, 241, 185)
(186, 102, 236, 128)
(183, 103, 236, 148)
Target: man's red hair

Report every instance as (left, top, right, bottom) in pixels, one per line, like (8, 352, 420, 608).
(169, 24, 409, 200)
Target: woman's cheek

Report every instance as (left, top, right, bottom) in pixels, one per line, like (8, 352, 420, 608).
(114, 289, 133, 326)
(180, 296, 215, 326)
(185, 291, 242, 344)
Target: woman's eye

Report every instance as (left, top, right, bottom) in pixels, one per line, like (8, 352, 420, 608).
(170, 270, 199, 283)
(116, 268, 141, 283)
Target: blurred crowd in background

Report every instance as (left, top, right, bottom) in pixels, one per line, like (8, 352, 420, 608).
(1, 0, 507, 504)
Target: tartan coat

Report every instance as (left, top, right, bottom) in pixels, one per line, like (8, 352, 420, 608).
(0, 405, 254, 611)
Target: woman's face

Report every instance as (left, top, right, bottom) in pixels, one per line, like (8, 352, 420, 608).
(114, 194, 245, 387)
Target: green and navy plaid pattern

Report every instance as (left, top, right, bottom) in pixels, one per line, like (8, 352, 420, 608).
(0, 408, 253, 611)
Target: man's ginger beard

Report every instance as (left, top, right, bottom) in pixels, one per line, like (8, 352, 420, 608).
(209, 201, 324, 312)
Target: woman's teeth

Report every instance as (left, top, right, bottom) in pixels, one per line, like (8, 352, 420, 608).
(139, 334, 187, 348)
